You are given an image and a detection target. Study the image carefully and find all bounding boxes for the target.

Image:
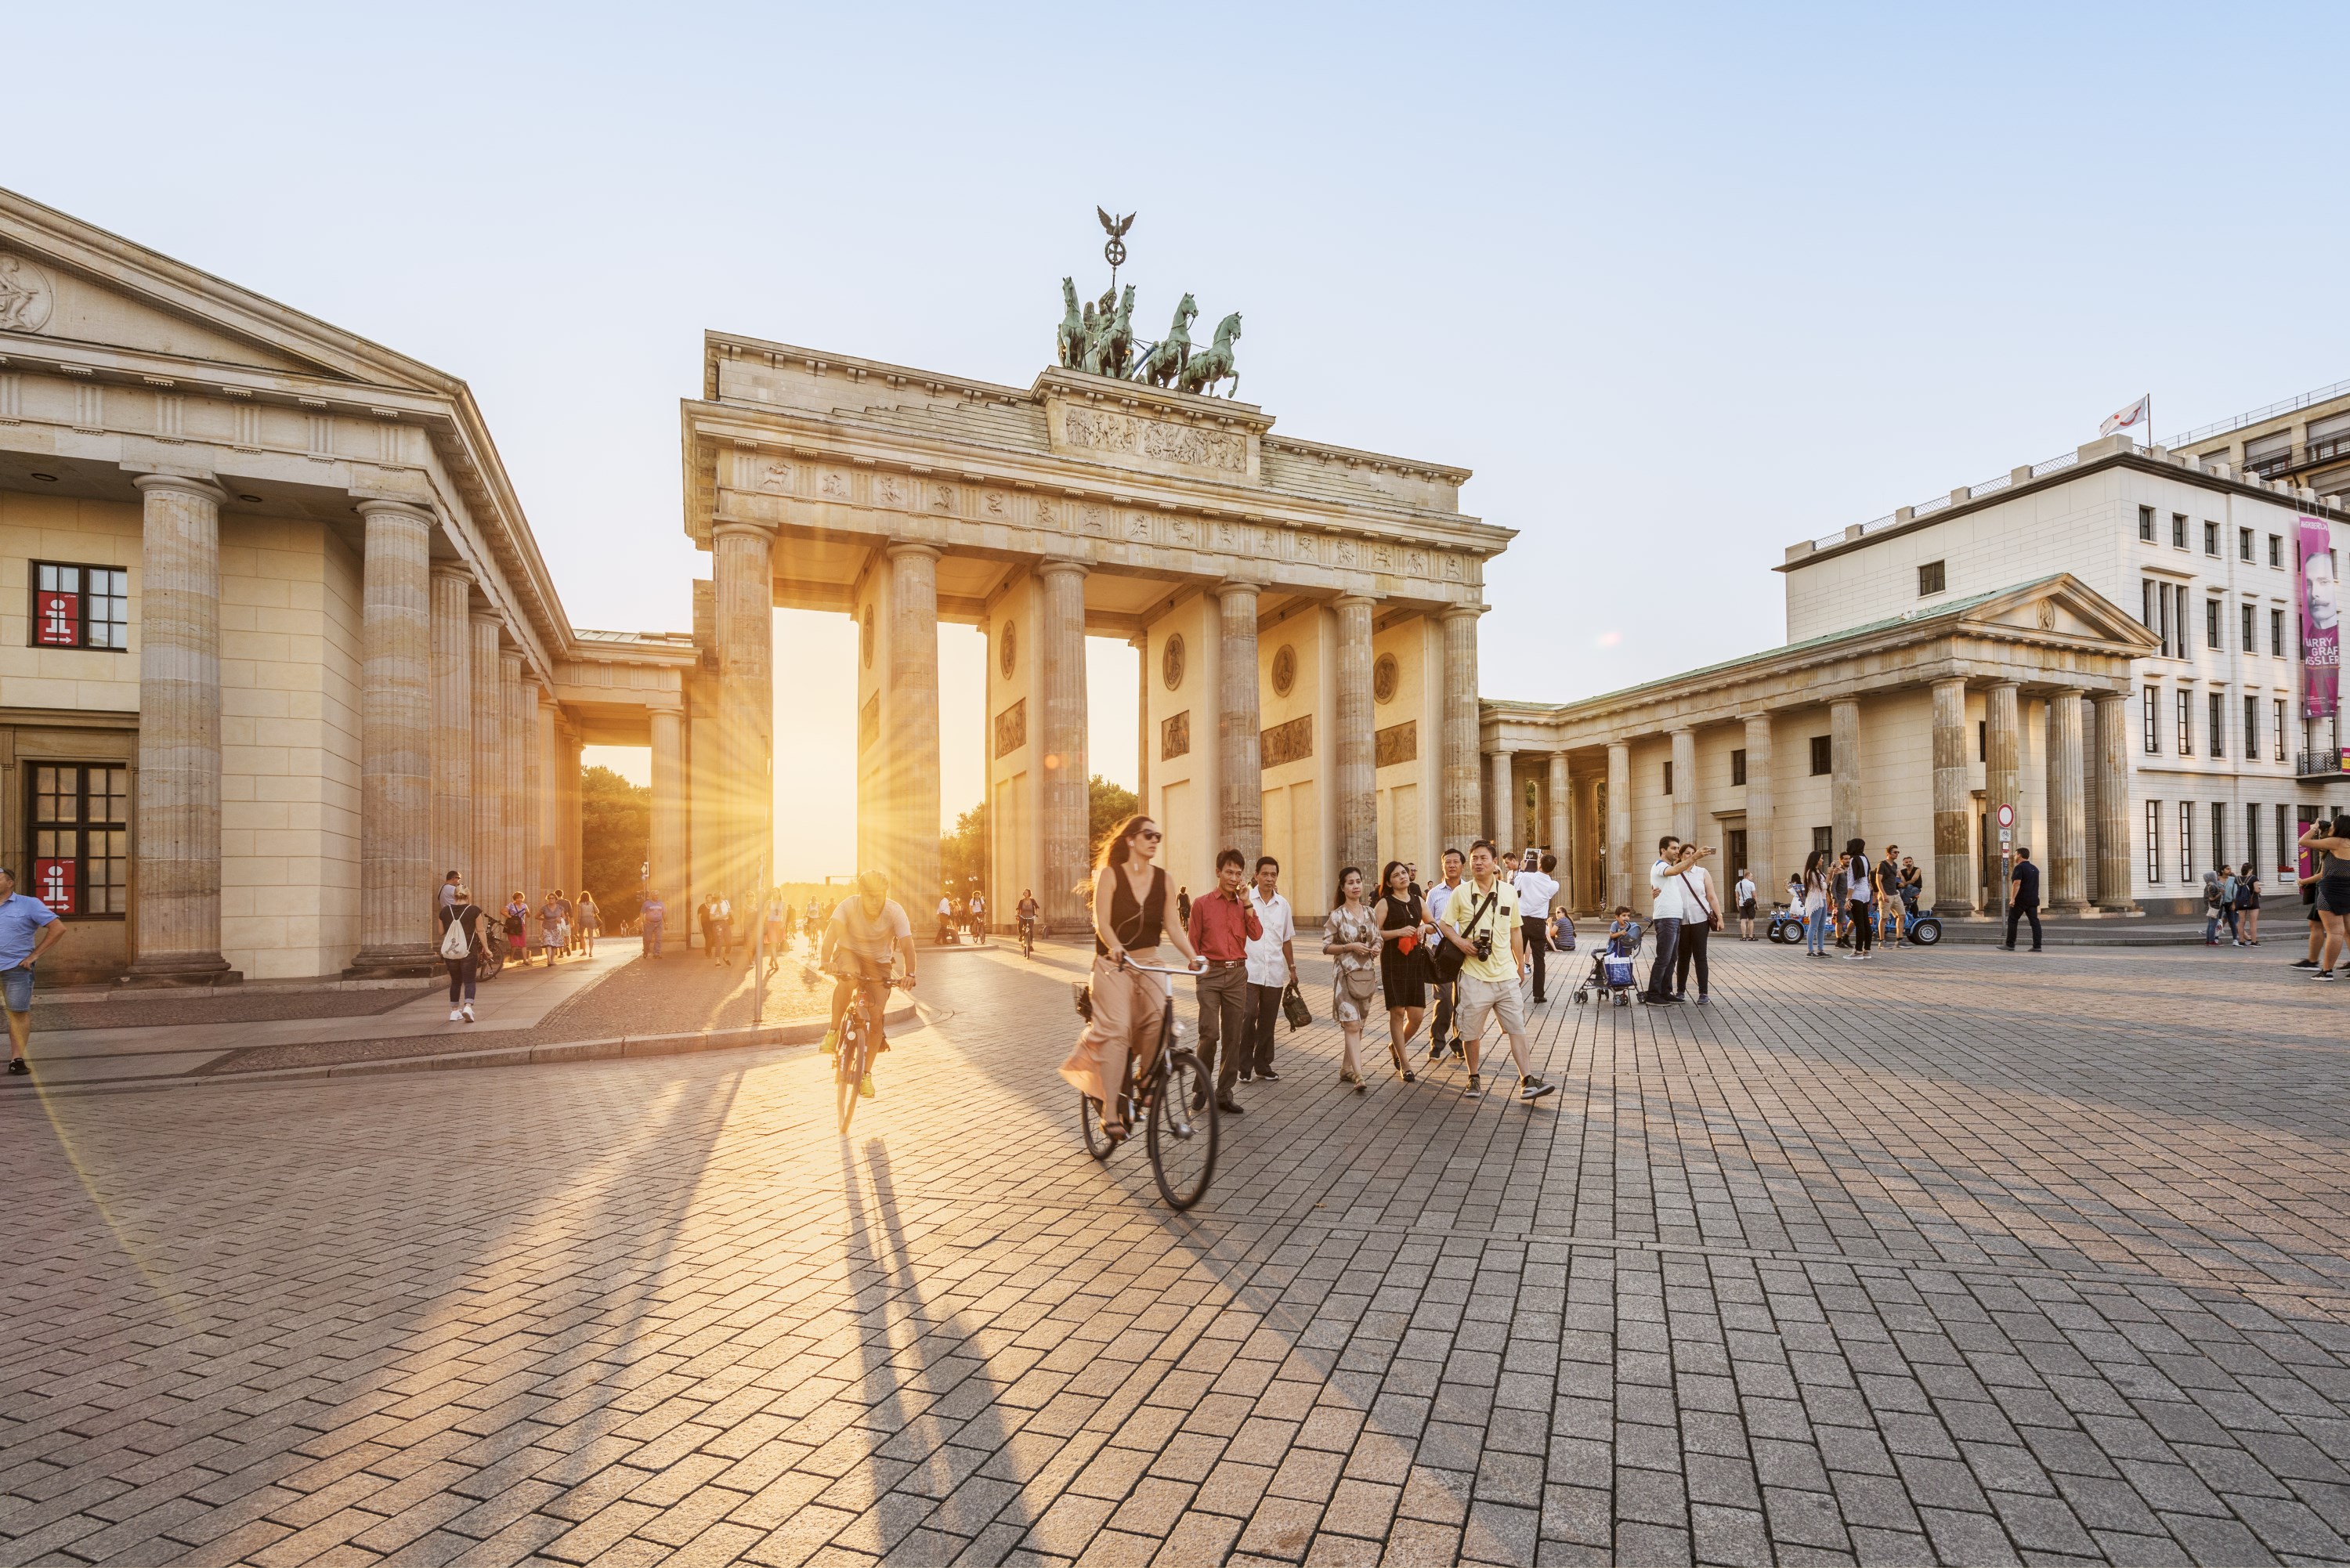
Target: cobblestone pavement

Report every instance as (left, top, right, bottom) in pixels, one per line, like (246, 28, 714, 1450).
(4, 938, 2348, 1566)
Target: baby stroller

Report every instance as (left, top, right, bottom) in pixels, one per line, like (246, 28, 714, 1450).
(1573, 917, 1644, 1006)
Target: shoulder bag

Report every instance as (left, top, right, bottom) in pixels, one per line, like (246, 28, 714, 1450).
(1429, 889, 1496, 981)
(1680, 871, 1722, 932)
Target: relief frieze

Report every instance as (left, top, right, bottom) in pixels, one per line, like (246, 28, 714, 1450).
(1062, 405, 1246, 473)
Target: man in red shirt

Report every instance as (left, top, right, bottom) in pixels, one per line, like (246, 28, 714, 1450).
(1187, 847, 1263, 1115)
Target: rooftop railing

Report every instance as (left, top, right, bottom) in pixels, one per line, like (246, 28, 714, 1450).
(2166, 377, 2350, 450)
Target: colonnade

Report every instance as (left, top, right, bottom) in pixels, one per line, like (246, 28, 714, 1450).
(124, 475, 580, 981)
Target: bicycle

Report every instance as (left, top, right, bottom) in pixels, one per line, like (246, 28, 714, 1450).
(1020, 917, 1036, 959)
(1076, 955, 1218, 1211)
(831, 967, 908, 1135)
(476, 937, 504, 981)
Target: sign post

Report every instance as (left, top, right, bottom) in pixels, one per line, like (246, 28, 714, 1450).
(1994, 804, 2015, 928)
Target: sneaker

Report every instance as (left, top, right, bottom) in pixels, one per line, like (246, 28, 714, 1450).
(1694, 994, 1709, 1005)
(1844, 952, 1867, 960)
(5, 1057, 24, 1075)
(820, 1028, 839, 1056)
(1236, 1071, 1254, 1084)
(859, 1073, 876, 1097)
(1256, 1068, 1280, 1082)
(1520, 1077, 1556, 1103)
(1465, 1073, 1481, 1095)
(2291, 959, 2319, 969)
(449, 1008, 464, 1022)
(2312, 970, 2337, 981)
(461, 1003, 475, 1022)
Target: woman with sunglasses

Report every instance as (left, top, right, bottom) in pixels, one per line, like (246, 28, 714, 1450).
(1059, 815, 1202, 1143)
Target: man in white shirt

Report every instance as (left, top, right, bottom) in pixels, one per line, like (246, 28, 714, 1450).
(1734, 870, 1758, 941)
(1423, 847, 1467, 1060)
(1238, 855, 1298, 1083)
(1515, 852, 1561, 1003)
(1644, 836, 1710, 1004)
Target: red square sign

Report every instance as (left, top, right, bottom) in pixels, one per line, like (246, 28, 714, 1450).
(34, 590, 78, 648)
(31, 858, 74, 915)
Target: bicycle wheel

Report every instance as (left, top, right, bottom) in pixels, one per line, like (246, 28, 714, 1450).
(836, 1013, 865, 1135)
(1079, 1093, 1115, 1159)
(479, 943, 503, 980)
(1148, 1049, 1218, 1211)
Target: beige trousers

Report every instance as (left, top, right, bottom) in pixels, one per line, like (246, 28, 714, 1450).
(1059, 949, 1170, 1105)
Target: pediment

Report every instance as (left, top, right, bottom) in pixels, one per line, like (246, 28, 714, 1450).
(0, 186, 443, 395)
(1961, 574, 2159, 651)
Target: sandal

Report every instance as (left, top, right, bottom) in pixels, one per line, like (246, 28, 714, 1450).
(1388, 1042, 1417, 1085)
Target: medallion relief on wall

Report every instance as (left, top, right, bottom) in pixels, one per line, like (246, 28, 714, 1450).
(1161, 634, 1185, 690)
(1372, 653, 1398, 705)
(0, 255, 55, 334)
(1271, 644, 1296, 698)
(999, 620, 1017, 678)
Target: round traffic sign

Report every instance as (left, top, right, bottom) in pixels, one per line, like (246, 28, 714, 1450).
(1996, 804, 2015, 828)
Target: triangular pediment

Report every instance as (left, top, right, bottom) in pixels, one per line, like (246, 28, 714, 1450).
(0, 185, 445, 395)
(1960, 573, 2160, 651)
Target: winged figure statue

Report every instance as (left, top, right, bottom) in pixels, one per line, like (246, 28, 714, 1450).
(1097, 207, 1136, 239)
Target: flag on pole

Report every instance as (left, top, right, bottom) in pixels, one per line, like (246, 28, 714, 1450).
(2100, 395, 2149, 436)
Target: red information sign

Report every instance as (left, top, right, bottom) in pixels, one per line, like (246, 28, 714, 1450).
(31, 858, 74, 914)
(33, 589, 78, 648)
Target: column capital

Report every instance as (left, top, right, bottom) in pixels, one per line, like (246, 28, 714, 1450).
(1987, 677, 2021, 692)
(2044, 684, 2087, 699)
(1332, 592, 1378, 611)
(885, 541, 942, 564)
(430, 560, 473, 585)
(469, 609, 502, 630)
(646, 696, 685, 717)
(355, 498, 435, 526)
(2090, 688, 2129, 706)
(1214, 578, 1260, 605)
(130, 471, 226, 506)
(1439, 602, 1487, 623)
(710, 519, 777, 544)
(1036, 556, 1090, 581)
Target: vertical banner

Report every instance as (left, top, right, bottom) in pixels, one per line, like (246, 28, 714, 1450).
(2301, 517, 2339, 723)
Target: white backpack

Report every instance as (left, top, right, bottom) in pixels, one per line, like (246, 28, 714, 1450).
(439, 909, 472, 960)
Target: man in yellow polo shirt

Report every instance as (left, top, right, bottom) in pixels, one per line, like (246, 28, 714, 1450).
(1437, 839, 1557, 1104)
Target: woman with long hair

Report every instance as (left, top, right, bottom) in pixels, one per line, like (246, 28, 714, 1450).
(576, 890, 600, 958)
(1324, 866, 1379, 1089)
(1058, 815, 1201, 1141)
(2236, 862, 2261, 946)
(1369, 861, 1423, 1083)
(1801, 848, 1831, 956)
(2299, 818, 2350, 978)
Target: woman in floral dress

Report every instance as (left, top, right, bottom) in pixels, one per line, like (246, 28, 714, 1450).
(1323, 866, 1379, 1090)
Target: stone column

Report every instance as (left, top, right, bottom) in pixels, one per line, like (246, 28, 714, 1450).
(1217, 580, 1262, 865)
(1440, 606, 1482, 847)
(886, 543, 941, 904)
(351, 500, 436, 973)
(1830, 697, 1862, 851)
(528, 679, 553, 894)
(428, 565, 472, 891)
(2046, 687, 2088, 911)
(713, 522, 776, 902)
(500, 651, 527, 903)
(2092, 692, 2135, 910)
(649, 700, 687, 902)
(1930, 677, 1972, 914)
(1668, 728, 1698, 847)
(1741, 714, 1773, 895)
(1332, 594, 1377, 876)
(1547, 751, 1571, 873)
(469, 615, 504, 901)
(126, 474, 233, 981)
(1985, 682, 2021, 881)
(1606, 742, 1632, 912)
(1037, 559, 1090, 931)
(1131, 631, 1149, 807)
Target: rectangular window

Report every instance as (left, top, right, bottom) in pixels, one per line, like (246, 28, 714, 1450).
(1918, 560, 1945, 596)
(2276, 699, 2287, 761)
(2176, 689, 2192, 754)
(2245, 695, 2259, 761)
(1809, 735, 1831, 776)
(2242, 602, 2256, 652)
(1730, 748, 1747, 786)
(2247, 803, 2261, 873)
(2272, 607, 2286, 656)
(2211, 802, 2226, 868)
(29, 764, 129, 916)
(2240, 527, 2254, 562)
(2180, 801, 2194, 875)
(1978, 719, 1987, 762)
(2173, 514, 2188, 548)
(2280, 804, 2293, 870)
(2270, 533, 2283, 569)
(2146, 800, 2161, 882)
(2142, 688, 2159, 754)
(30, 562, 130, 652)
(2204, 520, 2220, 557)
(2159, 583, 2174, 656)
(2142, 579, 2157, 630)
(2205, 598, 2222, 649)
(1662, 760, 1673, 796)
(1812, 826, 1833, 861)
(2210, 691, 2225, 757)
(2138, 505, 2156, 541)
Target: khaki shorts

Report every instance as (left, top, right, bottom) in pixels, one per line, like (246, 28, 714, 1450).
(1455, 974, 1527, 1041)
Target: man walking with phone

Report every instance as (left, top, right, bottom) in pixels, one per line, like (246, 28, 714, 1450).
(1186, 848, 1262, 1115)
(1238, 856, 1296, 1084)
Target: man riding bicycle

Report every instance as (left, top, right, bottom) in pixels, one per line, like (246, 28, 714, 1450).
(1016, 888, 1041, 950)
(819, 870, 918, 1099)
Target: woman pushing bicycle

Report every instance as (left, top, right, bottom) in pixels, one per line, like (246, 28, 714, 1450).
(1059, 814, 1203, 1144)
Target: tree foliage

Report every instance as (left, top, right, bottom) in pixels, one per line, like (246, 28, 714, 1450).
(940, 801, 985, 895)
(1088, 775, 1139, 865)
(580, 765, 650, 912)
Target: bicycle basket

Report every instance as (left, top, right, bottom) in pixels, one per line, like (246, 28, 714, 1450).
(1072, 981, 1094, 1023)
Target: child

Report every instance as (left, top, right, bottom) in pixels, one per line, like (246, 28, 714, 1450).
(1607, 905, 1636, 947)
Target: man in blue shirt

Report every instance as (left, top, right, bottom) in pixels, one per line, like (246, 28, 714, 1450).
(0, 868, 67, 1074)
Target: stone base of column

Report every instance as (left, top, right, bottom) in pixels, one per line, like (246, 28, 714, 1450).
(345, 942, 439, 980)
(2048, 901, 2092, 916)
(1932, 899, 1976, 919)
(120, 952, 242, 988)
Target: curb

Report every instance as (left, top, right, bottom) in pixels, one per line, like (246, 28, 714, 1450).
(2, 995, 925, 1100)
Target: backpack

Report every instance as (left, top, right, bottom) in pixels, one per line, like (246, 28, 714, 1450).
(439, 909, 472, 960)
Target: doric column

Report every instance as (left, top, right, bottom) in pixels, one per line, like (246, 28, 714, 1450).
(1741, 714, 1773, 895)
(713, 522, 776, 901)
(1130, 631, 1149, 807)
(428, 565, 472, 891)
(886, 543, 941, 904)
(1037, 559, 1090, 931)
(564, 725, 584, 892)
(1216, 581, 1263, 865)
(351, 500, 435, 973)
(2047, 687, 2088, 911)
(126, 474, 233, 981)
(1487, 746, 1514, 846)
(524, 677, 549, 896)
(649, 699, 688, 902)
(469, 615, 504, 901)
(1547, 751, 1571, 871)
(1668, 728, 1697, 847)
(1440, 606, 1482, 847)
(1985, 683, 2021, 877)
(500, 651, 526, 902)
(1606, 742, 1632, 912)
(1332, 594, 1377, 876)
(1930, 677, 1972, 915)
(2092, 692, 2135, 911)
(1830, 698, 1863, 851)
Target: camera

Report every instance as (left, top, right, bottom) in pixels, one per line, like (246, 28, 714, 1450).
(1472, 931, 1493, 963)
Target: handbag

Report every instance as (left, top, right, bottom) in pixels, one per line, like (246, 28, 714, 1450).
(1280, 980, 1311, 1030)
(1427, 888, 1495, 981)
(1680, 871, 1722, 932)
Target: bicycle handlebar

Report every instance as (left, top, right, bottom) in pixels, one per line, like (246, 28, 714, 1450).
(1116, 955, 1207, 977)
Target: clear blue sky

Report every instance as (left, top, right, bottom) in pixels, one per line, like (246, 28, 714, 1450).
(15, 3, 2349, 877)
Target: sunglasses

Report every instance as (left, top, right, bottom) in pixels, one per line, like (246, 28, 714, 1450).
(1137, 829, 1162, 841)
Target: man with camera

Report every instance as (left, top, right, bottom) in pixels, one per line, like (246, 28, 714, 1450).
(1437, 840, 1558, 1104)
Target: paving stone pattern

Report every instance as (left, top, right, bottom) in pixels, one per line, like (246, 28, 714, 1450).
(4, 939, 2348, 1566)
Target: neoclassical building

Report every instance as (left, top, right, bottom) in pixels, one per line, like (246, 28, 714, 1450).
(1486, 432, 2350, 919)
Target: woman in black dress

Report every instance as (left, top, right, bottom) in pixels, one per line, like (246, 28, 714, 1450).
(1371, 861, 1425, 1083)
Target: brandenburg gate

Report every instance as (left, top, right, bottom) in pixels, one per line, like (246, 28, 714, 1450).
(679, 323, 1513, 928)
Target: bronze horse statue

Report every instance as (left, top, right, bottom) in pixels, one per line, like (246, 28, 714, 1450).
(1133, 294, 1198, 389)
(1056, 278, 1085, 369)
(1097, 285, 1137, 379)
(1179, 312, 1242, 398)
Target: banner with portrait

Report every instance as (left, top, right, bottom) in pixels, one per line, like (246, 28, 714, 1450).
(2301, 517, 2339, 721)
